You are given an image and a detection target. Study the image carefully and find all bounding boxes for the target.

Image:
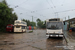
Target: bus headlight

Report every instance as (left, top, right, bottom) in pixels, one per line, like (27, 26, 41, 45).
(60, 33, 63, 34)
(46, 33, 49, 35)
(59, 35, 63, 37)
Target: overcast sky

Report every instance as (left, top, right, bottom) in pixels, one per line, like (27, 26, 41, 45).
(5, 0, 75, 22)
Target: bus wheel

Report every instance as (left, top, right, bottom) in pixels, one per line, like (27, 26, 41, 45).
(25, 31, 26, 33)
(47, 36, 50, 39)
(22, 30, 23, 32)
(10, 30, 11, 32)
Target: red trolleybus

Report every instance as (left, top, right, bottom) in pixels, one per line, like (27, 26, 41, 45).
(6, 24, 14, 32)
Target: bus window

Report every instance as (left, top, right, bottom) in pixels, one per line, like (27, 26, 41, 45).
(22, 26, 25, 29)
(21, 22, 24, 24)
(26, 26, 27, 29)
(16, 26, 20, 28)
(15, 21, 20, 24)
(7, 26, 11, 28)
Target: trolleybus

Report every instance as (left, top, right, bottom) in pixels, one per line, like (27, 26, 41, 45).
(46, 18, 63, 37)
(6, 24, 14, 32)
(14, 20, 27, 32)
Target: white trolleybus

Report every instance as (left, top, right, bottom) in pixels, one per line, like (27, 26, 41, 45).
(14, 20, 27, 32)
(46, 18, 63, 37)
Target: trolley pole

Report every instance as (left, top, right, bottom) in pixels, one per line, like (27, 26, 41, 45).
(32, 16, 33, 31)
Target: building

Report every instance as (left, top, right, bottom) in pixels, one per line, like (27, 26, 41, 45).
(64, 18, 75, 31)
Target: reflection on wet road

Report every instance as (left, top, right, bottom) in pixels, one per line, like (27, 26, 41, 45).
(0, 30, 71, 50)
(46, 37, 66, 50)
(64, 31, 75, 48)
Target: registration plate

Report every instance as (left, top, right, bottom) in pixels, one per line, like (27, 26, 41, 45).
(53, 35, 56, 36)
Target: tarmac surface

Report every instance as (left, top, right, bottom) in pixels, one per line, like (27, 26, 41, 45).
(0, 29, 75, 50)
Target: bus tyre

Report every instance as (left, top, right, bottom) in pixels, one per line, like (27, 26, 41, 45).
(10, 30, 11, 32)
(22, 30, 23, 32)
(25, 31, 26, 33)
(48, 36, 50, 39)
(61, 37, 63, 39)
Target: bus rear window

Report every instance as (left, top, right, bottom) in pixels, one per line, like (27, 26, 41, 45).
(16, 26, 20, 28)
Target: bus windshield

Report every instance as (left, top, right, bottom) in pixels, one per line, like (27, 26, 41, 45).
(15, 21, 20, 24)
(47, 22, 62, 30)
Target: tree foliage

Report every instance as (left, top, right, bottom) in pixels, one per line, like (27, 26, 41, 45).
(36, 18, 41, 22)
(21, 19, 36, 26)
(36, 18, 46, 28)
(0, 0, 18, 32)
(30, 22, 36, 26)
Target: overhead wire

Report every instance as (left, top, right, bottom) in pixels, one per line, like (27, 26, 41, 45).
(50, 0, 56, 8)
(46, 0, 59, 18)
(9, 0, 75, 19)
(46, 0, 53, 8)
(55, 9, 75, 13)
(9, 4, 31, 13)
(46, 0, 54, 10)
(35, 8, 50, 12)
(9, 4, 46, 18)
(61, 0, 65, 6)
(10, 1, 54, 17)
(50, 0, 59, 18)
(14, 3, 75, 18)
(46, 0, 56, 13)
(16, 0, 28, 6)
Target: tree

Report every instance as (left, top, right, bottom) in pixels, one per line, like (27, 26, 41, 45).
(36, 18, 41, 22)
(0, 3, 10, 31)
(2, 0, 7, 6)
(21, 19, 31, 26)
(41, 24, 46, 29)
(0, 0, 18, 32)
(10, 13, 18, 24)
(30, 22, 36, 26)
(36, 18, 46, 28)
(21, 19, 36, 26)
(37, 21, 43, 28)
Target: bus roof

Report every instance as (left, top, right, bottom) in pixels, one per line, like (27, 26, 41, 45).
(15, 20, 26, 22)
(7, 24, 14, 26)
(14, 20, 27, 26)
(46, 18, 63, 21)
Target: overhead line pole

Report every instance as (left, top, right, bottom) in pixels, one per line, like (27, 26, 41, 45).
(32, 16, 33, 31)
(32, 16, 33, 22)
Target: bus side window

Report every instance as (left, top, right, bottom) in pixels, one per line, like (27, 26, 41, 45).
(22, 26, 25, 29)
(64, 22, 65, 25)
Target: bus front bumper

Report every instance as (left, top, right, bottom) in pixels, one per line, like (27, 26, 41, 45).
(46, 33, 63, 37)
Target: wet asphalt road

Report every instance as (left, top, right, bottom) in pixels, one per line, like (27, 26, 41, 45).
(0, 30, 74, 50)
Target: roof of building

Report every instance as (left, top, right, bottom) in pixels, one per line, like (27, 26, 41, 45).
(64, 18, 75, 22)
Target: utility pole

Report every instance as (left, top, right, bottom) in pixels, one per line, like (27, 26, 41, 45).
(68, 16, 70, 19)
(57, 12, 58, 18)
(65, 17, 66, 20)
(32, 16, 33, 22)
(55, 12, 56, 18)
(32, 16, 33, 31)
(55, 12, 58, 18)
